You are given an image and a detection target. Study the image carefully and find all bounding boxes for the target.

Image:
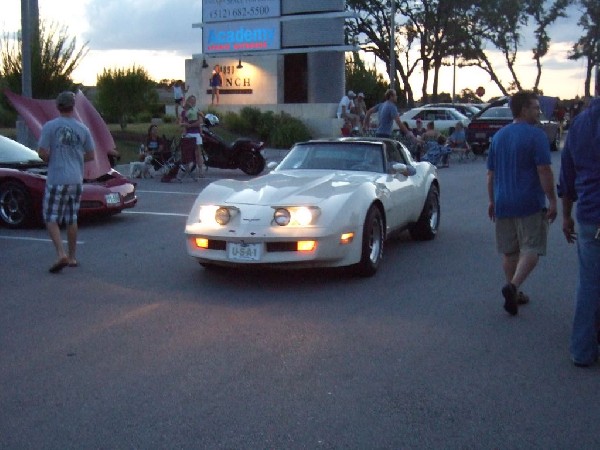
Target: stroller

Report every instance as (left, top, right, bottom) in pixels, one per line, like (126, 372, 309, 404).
(160, 136, 202, 182)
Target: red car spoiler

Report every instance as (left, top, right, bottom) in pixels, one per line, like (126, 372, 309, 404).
(4, 89, 114, 180)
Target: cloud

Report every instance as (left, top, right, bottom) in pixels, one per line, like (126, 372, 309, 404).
(82, 0, 202, 55)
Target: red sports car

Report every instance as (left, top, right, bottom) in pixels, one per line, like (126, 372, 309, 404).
(0, 134, 137, 228)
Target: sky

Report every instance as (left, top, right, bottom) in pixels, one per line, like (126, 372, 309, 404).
(2, 0, 593, 101)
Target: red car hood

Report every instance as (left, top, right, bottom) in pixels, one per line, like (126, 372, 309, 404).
(4, 89, 114, 180)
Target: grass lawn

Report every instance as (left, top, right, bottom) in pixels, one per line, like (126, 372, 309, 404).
(1, 122, 240, 165)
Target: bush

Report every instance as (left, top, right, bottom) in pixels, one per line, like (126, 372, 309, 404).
(269, 113, 311, 148)
(256, 110, 276, 141)
(136, 111, 152, 123)
(162, 114, 175, 123)
(239, 106, 262, 134)
(217, 109, 311, 149)
(221, 110, 245, 131)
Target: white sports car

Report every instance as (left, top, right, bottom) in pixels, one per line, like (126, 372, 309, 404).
(185, 137, 440, 276)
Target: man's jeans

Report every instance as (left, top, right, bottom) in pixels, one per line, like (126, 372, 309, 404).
(570, 222, 600, 364)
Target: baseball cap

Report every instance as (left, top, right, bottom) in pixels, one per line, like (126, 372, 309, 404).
(358, 92, 364, 98)
(347, 90, 356, 97)
(56, 91, 75, 108)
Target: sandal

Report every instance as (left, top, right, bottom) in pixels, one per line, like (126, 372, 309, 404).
(49, 258, 69, 273)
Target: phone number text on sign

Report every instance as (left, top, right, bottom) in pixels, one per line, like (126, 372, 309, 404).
(203, 0, 280, 23)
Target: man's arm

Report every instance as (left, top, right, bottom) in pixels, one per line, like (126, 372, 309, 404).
(487, 170, 495, 221)
(38, 147, 49, 162)
(394, 116, 417, 141)
(363, 107, 375, 129)
(561, 197, 576, 243)
(537, 164, 557, 223)
(84, 150, 95, 162)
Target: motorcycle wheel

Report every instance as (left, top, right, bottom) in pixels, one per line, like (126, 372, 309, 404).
(238, 151, 265, 176)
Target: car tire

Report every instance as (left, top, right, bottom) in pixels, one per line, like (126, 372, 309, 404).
(238, 151, 265, 176)
(354, 205, 384, 277)
(0, 181, 34, 229)
(409, 184, 440, 241)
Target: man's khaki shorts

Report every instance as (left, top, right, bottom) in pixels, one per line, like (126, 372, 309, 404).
(495, 210, 549, 256)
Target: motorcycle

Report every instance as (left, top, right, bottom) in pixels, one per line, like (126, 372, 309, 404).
(200, 114, 266, 176)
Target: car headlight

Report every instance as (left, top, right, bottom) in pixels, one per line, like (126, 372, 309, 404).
(273, 206, 320, 226)
(199, 205, 238, 225)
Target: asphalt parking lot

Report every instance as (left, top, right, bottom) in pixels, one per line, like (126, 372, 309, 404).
(2, 150, 600, 449)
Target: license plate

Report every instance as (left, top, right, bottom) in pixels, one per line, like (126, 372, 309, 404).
(475, 133, 486, 139)
(105, 193, 121, 205)
(228, 242, 261, 261)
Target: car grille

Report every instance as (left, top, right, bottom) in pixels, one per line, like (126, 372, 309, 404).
(204, 240, 298, 253)
(123, 192, 136, 203)
(80, 200, 103, 209)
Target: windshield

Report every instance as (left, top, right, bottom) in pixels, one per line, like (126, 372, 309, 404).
(0, 135, 44, 165)
(480, 106, 551, 121)
(480, 107, 513, 119)
(277, 142, 385, 173)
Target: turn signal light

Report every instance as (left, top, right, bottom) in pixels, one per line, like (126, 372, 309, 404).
(195, 238, 209, 249)
(340, 232, 354, 244)
(297, 241, 316, 252)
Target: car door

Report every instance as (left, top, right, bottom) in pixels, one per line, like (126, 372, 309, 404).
(384, 141, 420, 229)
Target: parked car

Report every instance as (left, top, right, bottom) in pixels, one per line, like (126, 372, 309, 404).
(399, 107, 470, 134)
(0, 134, 137, 228)
(422, 103, 481, 119)
(466, 103, 561, 155)
(185, 137, 440, 276)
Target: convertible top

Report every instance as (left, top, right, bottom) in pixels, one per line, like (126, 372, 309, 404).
(4, 89, 114, 180)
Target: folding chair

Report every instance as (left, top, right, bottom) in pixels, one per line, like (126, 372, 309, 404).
(177, 137, 200, 182)
(150, 136, 176, 176)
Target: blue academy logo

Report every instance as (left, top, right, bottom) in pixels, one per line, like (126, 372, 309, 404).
(207, 27, 276, 51)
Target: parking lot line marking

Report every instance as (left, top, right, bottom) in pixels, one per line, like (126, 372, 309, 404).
(123, 211, 188, 217)
(0, 235, 84, 244)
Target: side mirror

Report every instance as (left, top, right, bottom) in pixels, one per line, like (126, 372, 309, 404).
(392, 162, 415, 176)
(267, 161, 278, 171)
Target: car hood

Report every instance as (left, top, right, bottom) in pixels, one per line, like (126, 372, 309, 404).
(200, 171, 380, 206)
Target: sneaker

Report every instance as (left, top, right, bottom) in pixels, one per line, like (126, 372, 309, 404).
(517, 291, 530, 305)
(502, 283, 518, 316)
(572, 357, 598, 368)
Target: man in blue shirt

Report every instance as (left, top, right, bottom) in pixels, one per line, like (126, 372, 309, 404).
(38, 91, 95, 273)
(487, 91, 557, 316)
(558, 96, 600, 367)
(363, 89, 413, 139)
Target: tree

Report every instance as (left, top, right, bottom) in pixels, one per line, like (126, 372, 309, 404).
(397, 0, 473, 103)
(568, 0, 600, 97)
(346, 0, 419, 106)
(345, 52, 389, 108)
(459, 0, 572, 95)
(0, 20, 87, 125)
(0, 20, 88, 98)
(95, 66, 158, 129)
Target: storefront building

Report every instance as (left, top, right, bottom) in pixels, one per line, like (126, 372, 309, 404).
(184, 0, 354, 137)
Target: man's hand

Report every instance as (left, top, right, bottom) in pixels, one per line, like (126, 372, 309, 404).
(488, 202, 495, 222)
(562, 216, 576, 243)
(546, 200, 557, 224)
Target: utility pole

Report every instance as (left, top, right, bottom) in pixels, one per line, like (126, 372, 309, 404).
(389, 1, 396, 89)
(17, 0, 38, 147)
(21, 0, 32, 98)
